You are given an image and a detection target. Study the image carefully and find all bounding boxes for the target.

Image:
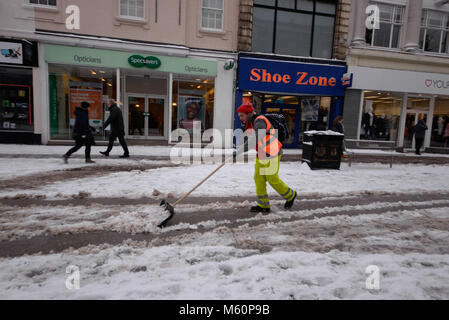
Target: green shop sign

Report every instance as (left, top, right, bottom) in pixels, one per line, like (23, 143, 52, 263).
(128, 55, 161, 69)
(44, 44, 217, 77)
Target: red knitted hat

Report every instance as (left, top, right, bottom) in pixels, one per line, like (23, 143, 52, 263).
(237, 103, 255, 114)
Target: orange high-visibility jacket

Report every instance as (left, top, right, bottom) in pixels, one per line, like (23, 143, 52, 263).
(253, 115, 282, 159)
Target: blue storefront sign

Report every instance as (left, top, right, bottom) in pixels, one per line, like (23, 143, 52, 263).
(238, 57, 348, 96)
(235, 56, 349, 149)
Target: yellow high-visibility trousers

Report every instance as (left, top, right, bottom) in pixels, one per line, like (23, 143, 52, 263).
(254, 155, 295, 209)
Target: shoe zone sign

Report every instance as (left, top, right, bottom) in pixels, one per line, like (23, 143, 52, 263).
(238, 57, 348, 96)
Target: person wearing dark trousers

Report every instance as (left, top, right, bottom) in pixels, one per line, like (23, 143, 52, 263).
(63, 101, 96, 164)
(414, 119, 428, 155)
(332, 116, 348, 158)
(100, 99, 129, 158)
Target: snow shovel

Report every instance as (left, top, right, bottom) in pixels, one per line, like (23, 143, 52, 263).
(158, 155, 234, 228)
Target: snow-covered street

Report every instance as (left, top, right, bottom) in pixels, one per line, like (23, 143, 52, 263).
(0, 156, 448, 299)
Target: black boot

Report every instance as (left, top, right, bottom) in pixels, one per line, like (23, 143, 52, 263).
(250, 206, 270, 213)
(284, 191, 297, 210)
(120, 154, 130, 158)
(100, 151, 109, 157)
(62, 154, 69, 164)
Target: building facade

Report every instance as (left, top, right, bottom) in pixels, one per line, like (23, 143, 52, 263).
(345, 0, 449, 152)
(236, 0, 350, 148)
(0, 0, 240, 147)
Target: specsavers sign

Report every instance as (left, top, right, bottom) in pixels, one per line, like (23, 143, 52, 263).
(45, 44, 217, 77)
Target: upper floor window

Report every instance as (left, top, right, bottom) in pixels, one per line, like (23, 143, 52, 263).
(201, 0, 224, 31)
(420, 10, 449, 54)
(365, 2, 404, 49)
(29, 0, 56, 6)
(252, 0, 337, 59)
(119, 0, 145, 20)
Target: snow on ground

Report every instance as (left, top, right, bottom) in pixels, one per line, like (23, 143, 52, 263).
(1, 153, 448, 299)
(1, 245, 448, 300)
(2, 199, 449, 241)
(2, 143, 449, 158)
(0, 158, 168, 180)
(0, 144, 235, 157)
(0, 204, 448, 299)
(1, 159, 448, 200)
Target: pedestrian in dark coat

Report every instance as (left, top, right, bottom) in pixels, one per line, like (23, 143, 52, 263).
(63, 101, 96, 163)
(414, 119, 428, 155)
(100, 99, 130, 158)
(332, 116, 348, 157)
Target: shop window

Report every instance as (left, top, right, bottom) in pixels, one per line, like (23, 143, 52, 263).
(172, 78, 214, 135)
(365, 2, 404, 49)
(362, 91, 402, 142)
(201, 0, 224, 31)
(252, 0, 336, 58)
(0, 67, 34, 132)
(419, 10, 449, 54)
(431, 97, 449, 148)
(119, 0, 145, 20)
(300, 96, 330, 138)
(29, 0, 56, 7)
(48, 65, 117, 140)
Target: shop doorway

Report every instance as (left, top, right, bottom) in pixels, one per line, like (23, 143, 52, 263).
(262, 104, 301, 149)
(126, 94, 166, 139)
(403, 96, 430, 150)
(403, 111, 428, 149)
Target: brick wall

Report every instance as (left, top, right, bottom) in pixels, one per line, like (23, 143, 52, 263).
(238, 0, 253, 52)
(333, 0, 351, 60)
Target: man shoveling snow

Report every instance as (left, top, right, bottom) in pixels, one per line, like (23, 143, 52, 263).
(235, 102, 297, 213)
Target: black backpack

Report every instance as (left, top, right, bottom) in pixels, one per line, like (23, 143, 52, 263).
(263, 113, 290, 143)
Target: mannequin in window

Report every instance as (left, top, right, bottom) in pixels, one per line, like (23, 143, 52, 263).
(437, 116, 445, 142)
(362, 103, 375, 139)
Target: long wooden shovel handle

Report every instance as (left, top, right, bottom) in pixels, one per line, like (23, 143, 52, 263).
(172, 156, 234, 207)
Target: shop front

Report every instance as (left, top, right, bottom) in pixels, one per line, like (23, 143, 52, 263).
(236, 55, 348, 148)
(0, 38, 39, 144)
(44, 44, 225, 144)
(346, 66, 449, 152)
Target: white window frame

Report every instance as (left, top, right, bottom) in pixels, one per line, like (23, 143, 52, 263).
(420, 9, 449, 54)
(201, 0, 224, 32)
(118, 0, 145, 21)
(28, 0, 57, 8)
(367, 2, 404, 49)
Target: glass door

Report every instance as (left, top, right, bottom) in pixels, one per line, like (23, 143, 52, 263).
(404, 96, 430, 149)
(404, 112, 427, 149)
(147, 97, 165, 137)
(128, 96, 145, 137)
(127, 95, 165, 139)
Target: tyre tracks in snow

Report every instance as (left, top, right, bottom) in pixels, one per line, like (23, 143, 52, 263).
(0, 191, 448, 258)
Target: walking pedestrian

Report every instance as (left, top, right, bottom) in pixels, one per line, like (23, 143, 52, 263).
(332, 116, 348, 158)
(414, 119, 428, 155)
(235, 103, 296, 213)
(100, 99, 130, 158)
(63, 101, 96, 164)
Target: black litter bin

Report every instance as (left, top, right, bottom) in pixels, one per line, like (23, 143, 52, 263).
(301, 131, 344, 170)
